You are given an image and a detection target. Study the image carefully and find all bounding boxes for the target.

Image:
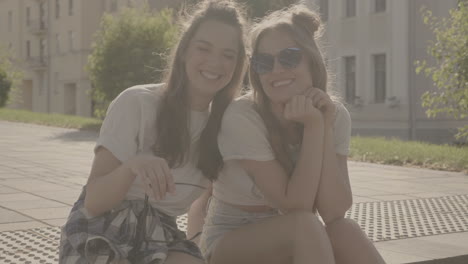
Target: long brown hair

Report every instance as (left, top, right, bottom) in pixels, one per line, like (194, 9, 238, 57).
(249, 5, 328, 174)
(154, 0, 247, 181)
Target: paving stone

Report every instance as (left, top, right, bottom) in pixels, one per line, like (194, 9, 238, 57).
(0, 221, 48, 232)
(19, 207, 72, 220)
(0, 208, 33, 224)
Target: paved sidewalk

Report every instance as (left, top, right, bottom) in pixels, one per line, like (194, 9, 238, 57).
(0, 120, 467, 263)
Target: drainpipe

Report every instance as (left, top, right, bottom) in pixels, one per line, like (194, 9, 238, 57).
(408, 0, 416, 141)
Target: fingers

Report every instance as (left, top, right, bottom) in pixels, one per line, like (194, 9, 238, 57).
(154, 165, 166, 200)
(139, 169, 154, 198)
(162, 162, 176, 194)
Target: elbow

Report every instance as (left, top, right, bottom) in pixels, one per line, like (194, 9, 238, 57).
(83, 193, 102, 218)
(280, 198, 316, 213)
(319, 194, 353, 225)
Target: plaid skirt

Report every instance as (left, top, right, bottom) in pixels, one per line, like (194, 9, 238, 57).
(59, 188, 202, 264)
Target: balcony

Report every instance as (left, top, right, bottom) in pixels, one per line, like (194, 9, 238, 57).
(28, 19, 48, 35)
(26, 56, 48, 71)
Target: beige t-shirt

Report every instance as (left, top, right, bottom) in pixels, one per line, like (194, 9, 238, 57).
(213, 95, 352, 206)
(95, 83, 210, 216)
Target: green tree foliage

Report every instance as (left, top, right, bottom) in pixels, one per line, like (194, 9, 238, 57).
(179, 0, 298, 19)
(0, 46, 23, 108)
(0, 68, 12, 108)
(416, 2, 468, 140)
(87, 8, 177, 118)
(239, 0, 298, 19)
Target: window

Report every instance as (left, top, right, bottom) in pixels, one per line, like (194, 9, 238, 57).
(374, 54, 386, 103)
(110, 0, 118, 12)
(68, 31, 75, 51)
(39, 38, 46, 58)
(345, 0, 356, 17)
(320, 0, 328, 21)
(8, 11, 13, 32)
(26, 7, 31, 26)
(26, 40, 31, 58)
(39, 3, 45, 29)
(375, 0, 386, 13)
(344, 56, 356, 104)
(56, 0, 60, 19)
(56, 34, 61, 54)
(69, 0, 74, 16)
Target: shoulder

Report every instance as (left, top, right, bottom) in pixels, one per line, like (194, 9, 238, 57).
(333, 101, 351, 126)
(110, 83, 165, 112)
(117, 83, 164, 103)
(224, 93, 262, 122)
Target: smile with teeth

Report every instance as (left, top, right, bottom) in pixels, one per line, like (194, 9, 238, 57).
(201, 70, 221, 80)
(272, 79, 294, 88)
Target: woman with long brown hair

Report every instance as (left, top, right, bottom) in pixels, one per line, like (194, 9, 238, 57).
(59, 1, 247, 263)
(199, 4, 385, 264)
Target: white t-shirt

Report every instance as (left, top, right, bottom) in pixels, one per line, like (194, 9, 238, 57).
(95, 83, 210, 216)
(213, 95, 352, 206)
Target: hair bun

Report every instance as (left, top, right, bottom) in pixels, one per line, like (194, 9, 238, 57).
(290, 7, 322, 37)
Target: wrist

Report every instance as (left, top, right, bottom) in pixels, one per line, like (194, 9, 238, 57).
(303, 116, 324, 129)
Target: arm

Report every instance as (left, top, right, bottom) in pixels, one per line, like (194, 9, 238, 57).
(186, 184, 212, 245)
(84, 147, 136, 217)
(240, 96, 325, 211)
(85, 147, 175, 217)
(315, 124, 353, 223)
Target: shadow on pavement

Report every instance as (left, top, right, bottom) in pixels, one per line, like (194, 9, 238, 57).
(49, 130, 98, 142)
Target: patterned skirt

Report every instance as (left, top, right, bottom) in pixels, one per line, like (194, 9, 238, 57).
(59, 188, 202, 264)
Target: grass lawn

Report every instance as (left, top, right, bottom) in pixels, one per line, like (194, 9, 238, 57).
(0, 108, 102, 131)
(1, 108, 467, 173)
(350, 136, 467, 173)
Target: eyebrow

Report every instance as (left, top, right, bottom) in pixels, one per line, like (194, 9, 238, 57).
(194, 39, 238, 54)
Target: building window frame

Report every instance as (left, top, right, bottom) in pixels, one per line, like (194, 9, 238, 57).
(56, 33, 61, 54)
(110, 0, 118, 12)
(68, 30, 75, 51)
(8, 11, 13, 32)
(26, 7, 31, 26)
(320, 0, 329, 21)
(344, 56, 356, 104)
(56, 0, 60, 19)
(373, 53, 386, 103)
(69, 0, 74, 16)
(26, 40, 31, 58)
(374, 0, 386, 13)
(344, 0, 356, 18)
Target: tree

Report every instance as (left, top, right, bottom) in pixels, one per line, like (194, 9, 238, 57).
(179, 0, 298, 19)
(0, 68, 12, 108)
(0, 46, 23, 108)
(237, 0, 298, 19)
(87, 7, 177, 118)
(416, 1, 468, 141)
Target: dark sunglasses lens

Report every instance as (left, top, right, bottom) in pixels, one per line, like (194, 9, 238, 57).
(279, 48, 302, 69)
(251, 53, 274, 74)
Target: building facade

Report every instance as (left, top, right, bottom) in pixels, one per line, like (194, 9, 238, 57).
(0, 0, 182, 117)
(1, 0, 466, 143)
(308, 0, 466, 143)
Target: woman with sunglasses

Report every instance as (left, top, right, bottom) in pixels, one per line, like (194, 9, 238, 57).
(198, 4, 385, 264)
(59, 1, 247, 263)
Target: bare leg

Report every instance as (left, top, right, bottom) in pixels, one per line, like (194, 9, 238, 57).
(210, 211, 335, 264)
(164, 251, 205, 264)
(325, 218, 385, 264)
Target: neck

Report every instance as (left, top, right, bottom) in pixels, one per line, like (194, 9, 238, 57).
(189, 92, 212, 112)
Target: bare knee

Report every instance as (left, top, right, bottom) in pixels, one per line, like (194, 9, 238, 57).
(286, 211, 327, 239)
(325, 217, 362, 235)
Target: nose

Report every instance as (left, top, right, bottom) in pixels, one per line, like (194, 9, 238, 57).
(206, 52, 224, 68)
(271, 58, 285, 74)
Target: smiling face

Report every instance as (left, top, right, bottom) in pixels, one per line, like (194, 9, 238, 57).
(184, 19, 240, 108)
(256, 29, 313, 105)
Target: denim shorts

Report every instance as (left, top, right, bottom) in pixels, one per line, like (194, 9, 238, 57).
(199, 197, 279, 260)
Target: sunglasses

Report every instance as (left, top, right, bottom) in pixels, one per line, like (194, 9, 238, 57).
(251, 47, 302, 74)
